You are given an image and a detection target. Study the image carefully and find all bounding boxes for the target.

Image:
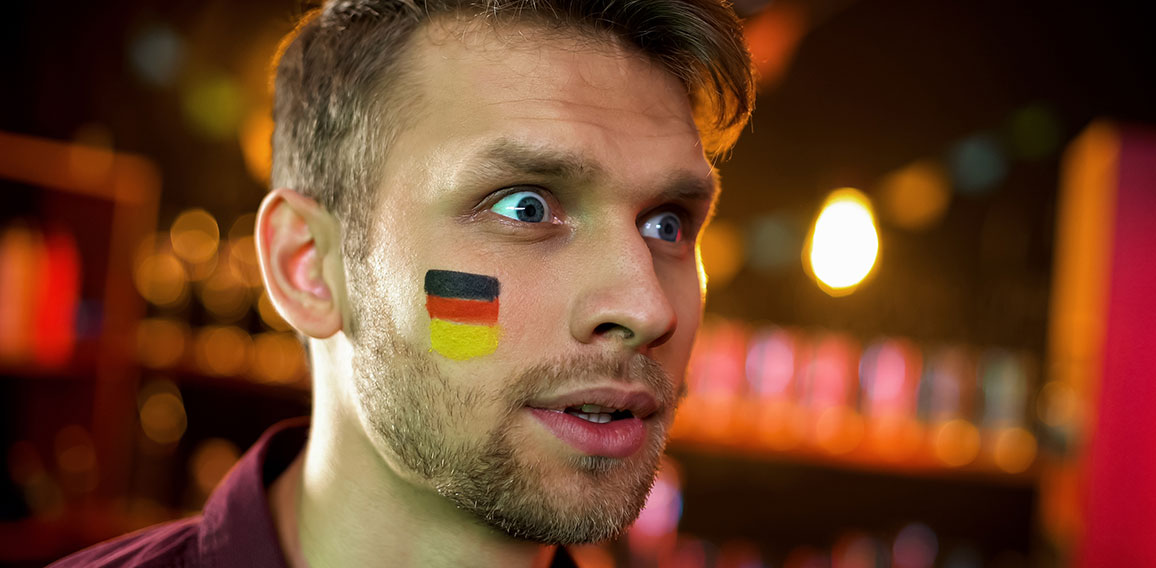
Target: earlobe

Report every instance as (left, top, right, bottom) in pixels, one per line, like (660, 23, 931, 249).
(255, 188, 344, 339)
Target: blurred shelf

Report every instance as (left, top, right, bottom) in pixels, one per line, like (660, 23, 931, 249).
(669, 397, 1040, 486)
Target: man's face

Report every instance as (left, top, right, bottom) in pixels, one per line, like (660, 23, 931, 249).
(344, 21, 716, 544)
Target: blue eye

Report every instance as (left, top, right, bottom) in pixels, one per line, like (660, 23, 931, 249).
(491, 191, 550, 223)
(640, 212, 682, 243)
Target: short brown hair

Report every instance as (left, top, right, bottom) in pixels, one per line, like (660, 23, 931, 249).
(272, 0, 755, 261)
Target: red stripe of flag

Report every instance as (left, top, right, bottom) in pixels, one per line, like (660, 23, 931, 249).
(426, 295, 499, 325)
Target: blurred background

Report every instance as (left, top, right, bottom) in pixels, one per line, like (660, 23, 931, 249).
(1, 0, 1153, 566)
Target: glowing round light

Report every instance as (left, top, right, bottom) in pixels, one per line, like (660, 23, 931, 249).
(194, 326, 252, 376)
(136, 317, 189, 368)
(698, 220, 744, 290)
(747, 213, 802, 272)
(182, 74, 244, 139)
(132, 250, 189, 307)
(893, 523, 938, 568)
(807, 188, 879, 296)
(993, 427, 1038, 474)
(226, 236, 263, 288)
(240, 110, 274, 183)
(139, 391, 187, 445)
(129, 24, 184, 87)
(251, 332, 305, 384)
(878, 160, 951, 231)
(189, 438, 240, 495)
(198, 264, 251, 322)
(170, 209, 220, 266)
(932, 419, 981, 467)
(746, 327, 796, 396)
(948, 134, 1006, 196)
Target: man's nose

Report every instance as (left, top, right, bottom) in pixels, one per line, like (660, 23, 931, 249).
(568, 231, 678, 351)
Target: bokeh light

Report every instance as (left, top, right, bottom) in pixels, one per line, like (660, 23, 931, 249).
(699, 219, 745, 289)
(933, 419, 982, 467)
(240, 110, 274, 183)
(832, 532, 882, 568)
(251, 332, 306, 384)
(138, 382, 187, 445)
(129, 24, 184, 87)
(807, 188, 879, 296)
(746, 212, 802, 272)
(194, 325, 252, 376)
(746, 327, 796, 397)
(993, 427, 1038, 474)
(198, 263, 251, 322)
(136, 317, 189, 369)
(948, 134, 1007, 196)
(132, 248, 189, 308)
(182, 74, 244, 139)
(878, 160, 952, 231)
(170, 208, 220, 266)
(893, 523, 938, 568)
(189, 438, 240, 496)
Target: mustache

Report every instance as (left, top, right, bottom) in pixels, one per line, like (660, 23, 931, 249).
(500, 352, 678, 414)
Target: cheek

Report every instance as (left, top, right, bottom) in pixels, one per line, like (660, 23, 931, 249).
(493, 280, 568, 356)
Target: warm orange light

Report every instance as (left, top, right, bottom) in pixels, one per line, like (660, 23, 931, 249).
(139, 391, 187, 445)
(227, 236, 263, 288)
(240, 110, 274, 183)
(194, 325, 252, 376)
(992, 427, 1038, 474)
(136, 318, 189, 369)
(698, 220, 744, 290)
(806, 188, 879, 296)
(814, 406, 865, 455)
(189, 438, 240, 496)
(878, 160, 951, 231)
(251, 332, 305, 384)
(132, 250, 189, 307)
(170, 208, 220, 266)
(199, 264, 251, 322)
(0, 224, 40, 365)
(932, 419, 981, 467)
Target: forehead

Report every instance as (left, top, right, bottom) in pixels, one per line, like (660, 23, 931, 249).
(381, 19, 714, 196)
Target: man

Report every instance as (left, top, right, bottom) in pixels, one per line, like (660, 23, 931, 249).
(54, 0, 753, 566)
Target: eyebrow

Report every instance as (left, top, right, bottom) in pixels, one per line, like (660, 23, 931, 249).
(462, 137, 718, 205)
(468, 138, 603, 183)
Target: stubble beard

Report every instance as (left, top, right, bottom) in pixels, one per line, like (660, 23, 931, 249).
(348, 288, 679, 544)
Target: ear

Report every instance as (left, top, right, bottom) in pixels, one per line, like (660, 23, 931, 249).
(255, 188, 344, 339)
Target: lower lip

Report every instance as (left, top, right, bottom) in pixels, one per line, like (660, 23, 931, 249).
(529, 408, 647, 459)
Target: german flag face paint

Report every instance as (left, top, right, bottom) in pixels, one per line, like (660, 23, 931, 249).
(424, 269, 501, 361)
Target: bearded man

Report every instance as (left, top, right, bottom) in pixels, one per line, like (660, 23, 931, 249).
(53, 1, 754, 566)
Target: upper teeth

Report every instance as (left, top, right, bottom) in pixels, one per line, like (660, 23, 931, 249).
(569, 404, 622, 424)
(581, 404, 612, 413)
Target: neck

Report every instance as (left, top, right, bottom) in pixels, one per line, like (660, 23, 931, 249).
(269, 333, 557, 568)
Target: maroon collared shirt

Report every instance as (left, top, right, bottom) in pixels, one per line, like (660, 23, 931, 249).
(50, 419, 578, 567)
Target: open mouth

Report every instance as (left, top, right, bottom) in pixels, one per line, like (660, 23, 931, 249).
(562, 404, 635, 424)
